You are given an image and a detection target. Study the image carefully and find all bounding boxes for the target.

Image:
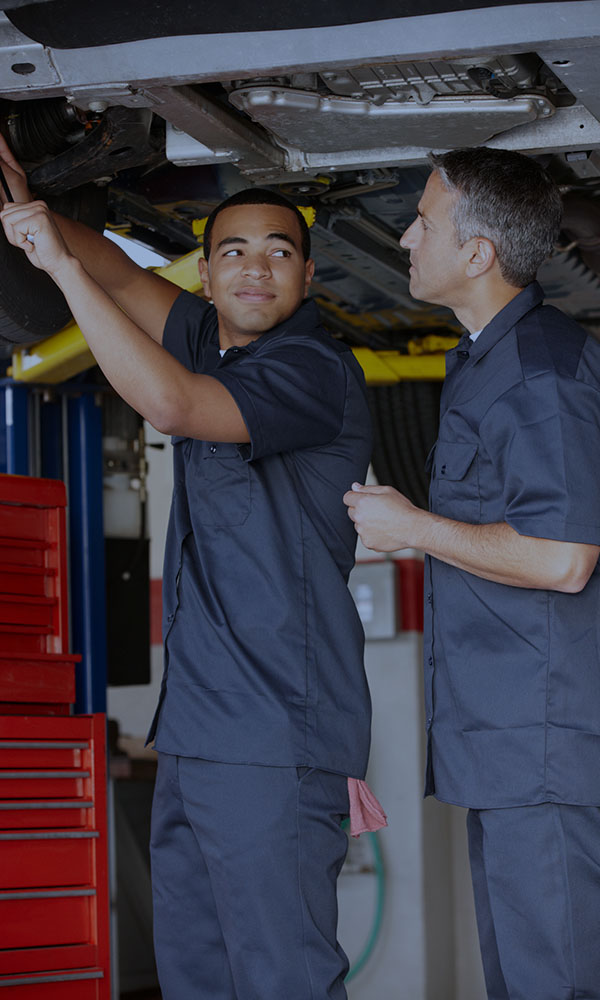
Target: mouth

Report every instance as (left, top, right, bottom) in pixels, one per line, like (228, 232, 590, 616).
(235, 287, 276, 302)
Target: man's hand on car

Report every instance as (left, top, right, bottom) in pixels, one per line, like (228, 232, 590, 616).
(0, 134, 32, 205)
(1, 199, 73, 280)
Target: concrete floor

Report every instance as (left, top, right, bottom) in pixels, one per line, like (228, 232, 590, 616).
(122, 991, 162, 999)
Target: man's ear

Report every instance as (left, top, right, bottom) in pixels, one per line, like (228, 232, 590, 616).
(198, 255, 211, 298)
(465, 237, 496, 278)
(304, 258, 315, 296)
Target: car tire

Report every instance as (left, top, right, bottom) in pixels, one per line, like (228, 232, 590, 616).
(368, 380, 441, 510)
(0, 183, 108, 355)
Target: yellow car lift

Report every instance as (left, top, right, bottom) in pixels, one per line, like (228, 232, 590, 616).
(10, 233, 454, 386)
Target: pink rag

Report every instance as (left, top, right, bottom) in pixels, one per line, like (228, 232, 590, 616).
(347, 778, 388, 838)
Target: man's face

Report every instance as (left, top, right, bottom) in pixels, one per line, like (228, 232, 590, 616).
(199, 203, 314, 347)
(400, 170, 472, 309)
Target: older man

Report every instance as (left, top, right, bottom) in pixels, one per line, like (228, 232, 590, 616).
(345, 147, 600, 1000)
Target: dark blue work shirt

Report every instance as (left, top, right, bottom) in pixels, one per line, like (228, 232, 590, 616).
(148, 292, 373, 778)
(425, 282, 600, 809)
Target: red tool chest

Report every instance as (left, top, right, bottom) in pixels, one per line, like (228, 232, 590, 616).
(0, 476, 110, 998)
(0, 476, 70, 659)
(0, 715, 110, 997)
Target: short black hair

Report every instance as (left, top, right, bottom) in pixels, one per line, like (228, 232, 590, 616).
(203, 188, 311, 261)
(431, 147, 563, 287)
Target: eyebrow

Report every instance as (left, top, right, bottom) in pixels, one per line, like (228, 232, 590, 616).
(215, 231, 298, 252)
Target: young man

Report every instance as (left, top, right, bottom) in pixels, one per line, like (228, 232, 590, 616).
(344, 147, 600, 1000)
(0, 142, 373, 999)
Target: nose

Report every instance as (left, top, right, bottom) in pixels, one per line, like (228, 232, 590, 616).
(400, 218, 419, 250)
(241, 254, 271, 279)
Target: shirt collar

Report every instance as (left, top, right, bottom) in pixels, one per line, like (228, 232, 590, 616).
(218, 298, 320, 357)
(468, 281, 544, 363)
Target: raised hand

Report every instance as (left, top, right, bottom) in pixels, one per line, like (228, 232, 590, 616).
(0, 199, 72, 278)
(0, 133, 31, 206)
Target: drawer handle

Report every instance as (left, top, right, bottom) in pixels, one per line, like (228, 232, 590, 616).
(0, 888, 96, 899)
(0, 800, 93, 810)
(0, 970, 103, 987)
(0, 742, 89, 750)
(0, 830, 99, 840)
(0, 771, 90, 779)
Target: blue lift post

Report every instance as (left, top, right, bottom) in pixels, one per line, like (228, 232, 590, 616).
(67, 391, 107, 714)
(39, 391, 64, 483)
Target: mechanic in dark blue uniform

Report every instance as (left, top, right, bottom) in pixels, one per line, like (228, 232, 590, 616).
(0, 157, 373, 1000)
(147, 201, 373, 1000)
(345, 148, 600, 1000)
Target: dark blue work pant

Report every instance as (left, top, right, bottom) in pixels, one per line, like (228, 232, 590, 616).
(467, 803, 600, 1000)
(150, 753, 350, 999)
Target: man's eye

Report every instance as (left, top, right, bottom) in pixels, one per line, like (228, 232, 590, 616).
(223, 248, 242, 256)
(272, 249, 291, 257)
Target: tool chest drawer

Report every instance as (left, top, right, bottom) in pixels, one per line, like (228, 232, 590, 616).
(0, 770, 89, 800)
(0, 799, 94, 831)
(0, 739, 86, 770)
(0, 831, 98, 889)
(0, 655, 77, 710)
(0, 968, 105, 997)
(0, 564, 51, 598)
(0, 889, 95, 949)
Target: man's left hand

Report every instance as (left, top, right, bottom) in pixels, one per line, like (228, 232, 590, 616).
(343, 482, 420, 551)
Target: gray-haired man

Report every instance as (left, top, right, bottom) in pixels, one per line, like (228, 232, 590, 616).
(345, 147, 600, 1000)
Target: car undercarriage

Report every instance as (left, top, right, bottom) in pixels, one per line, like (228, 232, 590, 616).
(0, 0, 599, 502)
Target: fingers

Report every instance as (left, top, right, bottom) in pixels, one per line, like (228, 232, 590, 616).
(0, 200, 67, 273)
(1, 200, 42, 247)
(351, 482, 395, 495)
(0, 134, 31, 204)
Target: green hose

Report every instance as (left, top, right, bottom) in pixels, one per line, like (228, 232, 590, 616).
(345, 830, 386, 983)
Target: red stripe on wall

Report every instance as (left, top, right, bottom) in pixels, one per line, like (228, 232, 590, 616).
(396, 558, 424, 632)
(150, 578, 163, 646)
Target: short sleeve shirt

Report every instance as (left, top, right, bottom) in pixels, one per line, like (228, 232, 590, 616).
(424, 282, 600, 808)
(148, 292, 373, 778)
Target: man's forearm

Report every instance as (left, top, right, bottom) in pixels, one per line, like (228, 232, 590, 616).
(53, 255, 185, 423)
(413, 513, 597, 592)
(344, 485, 599, 592)
(52, 213, 180, 343)
(51, 255, 246, 441)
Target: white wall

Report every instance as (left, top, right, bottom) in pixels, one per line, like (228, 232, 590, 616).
(339, 629, 486, 1000)
(106, 422, 171, 738)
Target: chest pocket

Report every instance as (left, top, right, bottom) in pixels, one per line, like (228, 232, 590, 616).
(183, 439, 251, 527)
(431, 440, 480, 522)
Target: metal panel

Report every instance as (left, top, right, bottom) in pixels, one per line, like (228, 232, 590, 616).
(229, 87, 554, 153)
(348, 561, 398, 640)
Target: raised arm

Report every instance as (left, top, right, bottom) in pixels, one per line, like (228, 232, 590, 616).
(0, 199, 249, 443)
(0, 134, 180, 343)
(343, 483, 599, 593)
